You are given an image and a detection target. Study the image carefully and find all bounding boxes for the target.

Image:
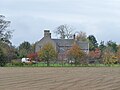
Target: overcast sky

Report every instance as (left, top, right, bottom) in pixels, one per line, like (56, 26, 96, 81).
(1, 0, 120, 46)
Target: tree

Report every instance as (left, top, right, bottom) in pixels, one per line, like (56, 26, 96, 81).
(75, 31, 87, 41)
(18, 41, 33, 58)
(38, 43, 57, 66)
(0, 15, 12, 43)
(107, 41, 117, 53)
(0, 15, 16, 65)
(87, 35, 98, 51)
(116, 45, 120, 63)
(0, 48, 6, 67)
(54, 24, 74, 39)
(99, 41, 106, 52)
(89, 48, 101, 59)
(27, 53, 38, 61)
(67, 43, 85, 66)
(0, 41, 18, 61)
(102, 48, 118, 65)
(88, 48, 101, 63)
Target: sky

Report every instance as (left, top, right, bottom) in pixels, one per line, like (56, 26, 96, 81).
(1, 0, 120, 46)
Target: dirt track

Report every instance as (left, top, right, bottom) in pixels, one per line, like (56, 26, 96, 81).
(0, 67, 120, 90)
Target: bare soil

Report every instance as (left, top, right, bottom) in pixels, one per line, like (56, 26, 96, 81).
(0, 67, 120, 90)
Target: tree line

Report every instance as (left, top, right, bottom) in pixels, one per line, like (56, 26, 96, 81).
(0, 15, 120, 66)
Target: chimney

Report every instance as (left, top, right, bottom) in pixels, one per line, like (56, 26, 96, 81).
(44, 29, 51, 38)
(73, 34, 75, 39)
(49, 33, 51, 38)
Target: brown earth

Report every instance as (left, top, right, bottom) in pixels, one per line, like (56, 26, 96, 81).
(0, 67, 120, 90)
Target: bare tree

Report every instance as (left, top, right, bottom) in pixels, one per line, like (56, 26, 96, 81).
(0, 15, 12, 43)
(75, 31, 87, 41)
(54, 24, 74, 39)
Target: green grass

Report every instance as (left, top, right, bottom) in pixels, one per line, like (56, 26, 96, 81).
(5, 62, 120, 67)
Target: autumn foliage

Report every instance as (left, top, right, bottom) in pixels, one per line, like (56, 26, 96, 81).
(27, 53, 38, 60)
(89, 48, 101, 59)
(38, 43, 57, 66)
(67, 43, 85, 65)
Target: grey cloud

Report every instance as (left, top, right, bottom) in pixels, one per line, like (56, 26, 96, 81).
(1, 0, 120, 46)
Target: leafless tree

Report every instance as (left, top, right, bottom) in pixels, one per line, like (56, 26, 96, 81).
(54, 24, 74, 39)
(75, 31, 87, 41)
(0, 15, 12, 43)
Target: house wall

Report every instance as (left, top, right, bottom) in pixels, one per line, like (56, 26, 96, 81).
(35, 37, 57, 52)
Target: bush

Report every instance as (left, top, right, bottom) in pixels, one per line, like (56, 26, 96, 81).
(11, 60, 24, 66)
(0, 48, 6, 67)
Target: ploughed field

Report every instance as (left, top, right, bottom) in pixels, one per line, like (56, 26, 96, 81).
(0, 67, 120, 90)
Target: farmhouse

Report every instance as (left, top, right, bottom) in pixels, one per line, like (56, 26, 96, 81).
(35, 30, 89, 60)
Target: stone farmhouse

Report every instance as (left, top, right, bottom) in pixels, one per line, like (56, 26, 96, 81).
(35, 30, 89, 60)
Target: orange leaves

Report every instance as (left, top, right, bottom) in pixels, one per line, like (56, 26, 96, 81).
(68, 43, 85, 59)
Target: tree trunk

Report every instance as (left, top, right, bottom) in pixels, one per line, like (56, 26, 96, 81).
(75, 58, 77, 66)
(47, 59, 50, 67)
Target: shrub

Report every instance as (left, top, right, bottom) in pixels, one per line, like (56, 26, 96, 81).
(11, 60, 24, 66)
(0, 48, 6, 67)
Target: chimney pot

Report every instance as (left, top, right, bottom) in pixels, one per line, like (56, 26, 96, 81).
(44, 30, 51, 38)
